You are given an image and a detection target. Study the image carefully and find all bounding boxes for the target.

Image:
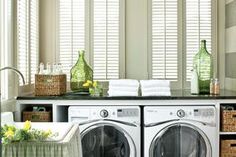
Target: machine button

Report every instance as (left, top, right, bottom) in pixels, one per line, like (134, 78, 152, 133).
(100, 109, 109, 118)
(177, 109, 185, 118)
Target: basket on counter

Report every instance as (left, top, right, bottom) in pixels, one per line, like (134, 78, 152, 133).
(221, 140, 236, 157)
(35, 74, 66, 96)
(221, 106, 236, 132)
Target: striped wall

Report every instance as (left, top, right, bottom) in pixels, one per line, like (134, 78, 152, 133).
(225, 0, 236, 90)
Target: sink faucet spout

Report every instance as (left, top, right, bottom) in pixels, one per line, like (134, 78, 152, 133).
(0, 67, 25, 85)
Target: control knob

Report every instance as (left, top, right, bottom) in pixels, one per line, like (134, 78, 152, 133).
(177, 109, 185, 118)
(100, 109, 109, 118)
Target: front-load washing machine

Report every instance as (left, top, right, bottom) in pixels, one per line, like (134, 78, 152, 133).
(68, 106, 140, 157)
(144, 106, 217, 157)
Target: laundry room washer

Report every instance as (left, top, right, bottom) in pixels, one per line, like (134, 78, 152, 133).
(144, 106, 217, 157)
(68, 106, 140, 157)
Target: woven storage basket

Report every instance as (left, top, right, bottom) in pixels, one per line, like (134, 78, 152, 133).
(35, 74, 66, 96)
(221, 140, 236, 157)
(221, 107, 236, 132)
(23, 111, 52, 122)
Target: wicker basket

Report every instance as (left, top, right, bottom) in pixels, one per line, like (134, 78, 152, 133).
(35, 74, 66, 96)
(221, 107, 236, 132)
(221, 140, 236, 157)
(23, 111, 52, 122)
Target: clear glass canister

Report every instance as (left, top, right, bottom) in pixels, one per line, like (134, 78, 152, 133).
(214, 78, 220, 95)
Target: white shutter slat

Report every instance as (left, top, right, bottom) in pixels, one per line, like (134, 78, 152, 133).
(30, 0, 39, 83)
(59, 0, 85, 80)
(151, 0, 178, 81)
(186, 0, 212, 81)
(18, 0, 29, 85)
(93, 0, 120, 80)
(17, 0, 39, 85)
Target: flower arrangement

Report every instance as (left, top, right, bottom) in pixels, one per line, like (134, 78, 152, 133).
(1, 120, 57, 145)
(83, 80, 102, 96)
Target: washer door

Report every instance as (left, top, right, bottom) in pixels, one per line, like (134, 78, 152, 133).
(81, 124, 135, 157)
(150, 124, 211, 157)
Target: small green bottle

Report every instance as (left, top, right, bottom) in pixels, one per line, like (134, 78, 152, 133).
(193, 40, 213, 94)
(70, 50, 93, 92)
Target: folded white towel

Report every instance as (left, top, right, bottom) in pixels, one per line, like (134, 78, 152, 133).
(108, 86, 139, 93)
(109, 79, 139, 88)
(142, 92, 171, 96)
(141, 87, 170, 93)
(108, 90, 138, 96)
(140, 80, 170, 88)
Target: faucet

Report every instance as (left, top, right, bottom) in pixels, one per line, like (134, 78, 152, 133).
(0, 66, 25, 85)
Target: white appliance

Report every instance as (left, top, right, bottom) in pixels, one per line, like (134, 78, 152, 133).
(144, 106, 217, 157)
(68, 106, 141, 157)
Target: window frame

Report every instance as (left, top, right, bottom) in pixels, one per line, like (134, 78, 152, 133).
(148, 0, 217, 89)
(55, 0, 126, 81)
(0, 0, 17, 100)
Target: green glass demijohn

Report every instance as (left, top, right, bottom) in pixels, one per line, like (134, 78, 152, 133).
(70, 50, 93, 92)
(193, 40, 213, 94)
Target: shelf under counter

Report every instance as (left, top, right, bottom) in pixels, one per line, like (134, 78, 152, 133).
(220, 132, 236, 135)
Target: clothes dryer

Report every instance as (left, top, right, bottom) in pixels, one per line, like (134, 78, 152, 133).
(144, 106, 217, 157)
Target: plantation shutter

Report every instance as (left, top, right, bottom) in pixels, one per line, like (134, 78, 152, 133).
(186, 0, 212, 80)
(151, 0, 178, 81)
(58, 0, 121, 80)
(93, 0, 120, 80)
(18, 0, 29, 85)
(58, 0, 85, 80)
(30, 0, 39, 83)
(17, 0, 39, 85)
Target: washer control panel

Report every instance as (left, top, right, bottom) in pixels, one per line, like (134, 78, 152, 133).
(193, 108, 215, 117)
(117, 109, 139, 117)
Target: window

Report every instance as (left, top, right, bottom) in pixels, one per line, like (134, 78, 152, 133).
(57, 0, 124, 80)
(149, 0, 216, 88)
(17, 0, 39, 85)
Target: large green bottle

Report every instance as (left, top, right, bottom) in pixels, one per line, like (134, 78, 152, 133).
(193, 40, 213, 94)
(70, 50, 93, 92)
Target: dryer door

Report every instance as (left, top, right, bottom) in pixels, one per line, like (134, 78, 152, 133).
(81, 123, 135, 157)
(150, 124, 211, 157)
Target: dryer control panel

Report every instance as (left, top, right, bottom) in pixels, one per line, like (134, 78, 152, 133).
(193, 108, 215, 117)
(144, 106, 216, 125)
(68, 106, 140, 124)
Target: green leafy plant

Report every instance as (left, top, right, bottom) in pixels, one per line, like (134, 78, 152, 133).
(1, 120, 58, 145)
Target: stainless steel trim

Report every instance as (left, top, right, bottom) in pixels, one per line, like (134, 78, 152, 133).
(81, 122, 137, 157)
(145, 119, 216, 127)
(145, 119, 180, 127)
(79, 119, 138, 127)
(149, 123, 212, 157)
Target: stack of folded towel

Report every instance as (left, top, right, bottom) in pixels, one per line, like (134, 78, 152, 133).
(108, 79, 139, 96)
(140, 80, 171, 96)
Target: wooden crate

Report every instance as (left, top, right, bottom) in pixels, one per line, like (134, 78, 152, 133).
(35, 74, 66, 96)
(221, 140, 236, 157)
(221, 107, 236, 132)
(23, 111, 52, 122)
